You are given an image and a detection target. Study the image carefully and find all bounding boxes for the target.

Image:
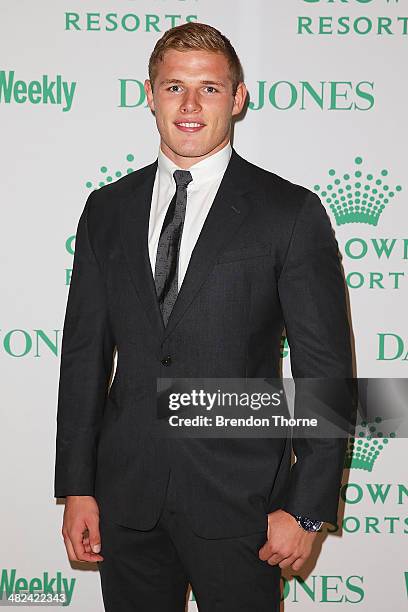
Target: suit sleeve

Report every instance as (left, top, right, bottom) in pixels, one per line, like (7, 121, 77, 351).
(54, 191, 115, 498)
(277, 190, 353, 526)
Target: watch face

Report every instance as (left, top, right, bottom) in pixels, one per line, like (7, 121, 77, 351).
(299, 517, 323, 532)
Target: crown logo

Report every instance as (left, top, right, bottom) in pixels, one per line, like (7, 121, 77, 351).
(314, 157, 402, 226)
(344, 416, 396, 472)
(85, 153, 135, 190)
(280, 335, 289, 358)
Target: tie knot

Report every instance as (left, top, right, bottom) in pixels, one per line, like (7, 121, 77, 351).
(173, 169, 193, 190)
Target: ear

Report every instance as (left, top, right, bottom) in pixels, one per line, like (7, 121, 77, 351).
(232, 82, 247, 117)
(144, 79, 155, 112)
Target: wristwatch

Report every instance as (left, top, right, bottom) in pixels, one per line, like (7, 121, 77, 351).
(289, 514, 323, 532)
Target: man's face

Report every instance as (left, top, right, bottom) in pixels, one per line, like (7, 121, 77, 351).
(144, 49, 247, 168)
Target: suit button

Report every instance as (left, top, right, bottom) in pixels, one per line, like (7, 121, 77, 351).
(161, 355, 172, 366)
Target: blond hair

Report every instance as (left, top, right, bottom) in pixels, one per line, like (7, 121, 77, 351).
(148, 22, 244, 95)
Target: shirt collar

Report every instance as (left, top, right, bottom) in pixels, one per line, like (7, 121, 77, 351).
(157, 142, 232, 190)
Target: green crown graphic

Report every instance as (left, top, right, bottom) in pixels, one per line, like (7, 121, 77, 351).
(314, 157, 402, 226)
(280, 335, 289, 358)
(344, 416, 396, 472)
(85, 153, 135, 190)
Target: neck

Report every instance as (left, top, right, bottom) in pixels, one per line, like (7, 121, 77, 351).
(160, 138, 231, 169)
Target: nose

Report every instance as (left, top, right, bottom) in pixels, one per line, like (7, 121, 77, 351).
(180, 89, 202, 114)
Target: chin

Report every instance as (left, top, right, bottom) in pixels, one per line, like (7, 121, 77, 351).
(172, 143, 209, 159)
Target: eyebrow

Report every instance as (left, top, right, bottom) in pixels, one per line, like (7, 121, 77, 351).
(159, 78, 226, 88)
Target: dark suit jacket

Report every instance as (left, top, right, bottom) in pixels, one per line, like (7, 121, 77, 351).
(54, 147, 353, 538)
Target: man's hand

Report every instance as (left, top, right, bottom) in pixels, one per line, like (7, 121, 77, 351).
(61, 496, 104, 563)
(258, 509, 318, 570)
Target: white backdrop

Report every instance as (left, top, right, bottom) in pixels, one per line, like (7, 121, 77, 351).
(1, 0, 407, 609)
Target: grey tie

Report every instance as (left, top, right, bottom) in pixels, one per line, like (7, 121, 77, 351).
(154, 169, 193, 326)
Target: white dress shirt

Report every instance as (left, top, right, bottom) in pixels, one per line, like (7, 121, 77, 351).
(148, 142, 232, 291)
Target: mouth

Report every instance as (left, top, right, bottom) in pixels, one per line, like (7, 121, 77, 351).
(174, 121, 206, 133)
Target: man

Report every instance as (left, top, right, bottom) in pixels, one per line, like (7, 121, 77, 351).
(55, 22, 353, 611)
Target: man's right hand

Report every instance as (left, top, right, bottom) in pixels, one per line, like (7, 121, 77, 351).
(61, 496, 104, 563)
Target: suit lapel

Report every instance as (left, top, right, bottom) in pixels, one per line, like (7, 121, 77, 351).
(119, 160, 165, 346)
(120, 148, 253, 345)
(163, 150, 252, 339)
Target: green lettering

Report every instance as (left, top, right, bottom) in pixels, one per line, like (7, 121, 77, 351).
(14, 80, 27, 103)
(119, 79, 146, 107)
(122, 14, 140, 32)
(146, 14, 160, 32)
(65, 12, 80, 31)
(354, 81, 374, 110)
(269, 81, 297, 110)
(300, 81, 325, 110)
(0, 70, 15, 102)
(87, 13, 101, 31)
(329, 81, 353, 110)
(106, 13, 118, 31)
(28, 81, 41, 103)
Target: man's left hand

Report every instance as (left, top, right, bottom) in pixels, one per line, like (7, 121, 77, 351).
(258, 509, 318, 570)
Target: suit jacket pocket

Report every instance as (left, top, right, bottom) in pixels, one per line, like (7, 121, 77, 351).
(216, 243, 271, 264)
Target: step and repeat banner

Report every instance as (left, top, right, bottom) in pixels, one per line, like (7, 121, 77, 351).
(1, 1, 407, 610)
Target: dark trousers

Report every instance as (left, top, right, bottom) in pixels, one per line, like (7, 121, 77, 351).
(97, 471, 281, 611)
